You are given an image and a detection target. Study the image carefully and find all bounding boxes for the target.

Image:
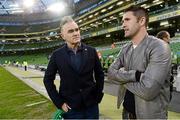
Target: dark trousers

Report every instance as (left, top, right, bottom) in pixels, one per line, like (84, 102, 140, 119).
(24, 66, 27, 71)
(122, 108, 136, 120)
(62, 104, 99, 119)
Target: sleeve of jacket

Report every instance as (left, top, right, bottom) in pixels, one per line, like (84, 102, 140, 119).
(94, 48, 104, 103)
(107, 47, 136, 83)
(124, 42, 171, 101)
(43, 52, 64, 109)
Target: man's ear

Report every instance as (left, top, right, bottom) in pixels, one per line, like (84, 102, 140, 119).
(139, 17, 146, 26)
(60, 33, 64, 39)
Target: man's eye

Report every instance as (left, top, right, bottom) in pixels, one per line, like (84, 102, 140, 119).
(75, 28, 79, 31)
(68, 29, 74, 33)
(68, 28, 79, 33)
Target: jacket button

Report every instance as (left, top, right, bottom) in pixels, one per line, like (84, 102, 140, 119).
(79, 89, 82, 92)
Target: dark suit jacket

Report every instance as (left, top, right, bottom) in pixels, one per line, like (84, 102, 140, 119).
(43, 43, 104, 110)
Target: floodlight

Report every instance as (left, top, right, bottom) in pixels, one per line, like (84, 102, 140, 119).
(47, 2, 66, 13)
(153, 0, 159, 3)
(23, 0, 35, 8)
(117, 1, 123, 5)
(101, 9, 106, 13)
(78, 19, 82, 23)
(160, 21, 169, 26)
(106, 34, 111, 37)
(9, 4, 19, 8)
(11, 10, 24, 14)
(108, 5, 113, 10)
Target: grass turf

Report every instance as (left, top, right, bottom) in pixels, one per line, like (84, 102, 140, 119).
(1, 65, 180, 119)
(0, 66, 56, 119)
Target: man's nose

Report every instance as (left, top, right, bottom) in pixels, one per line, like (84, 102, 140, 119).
(122, 24, 126, 29)
(73, 31, 79, 36)
(121, 22, 125, 28)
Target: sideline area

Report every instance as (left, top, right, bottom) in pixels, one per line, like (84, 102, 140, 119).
(4, 66, 180, 119)
(0, 66, 56, 119)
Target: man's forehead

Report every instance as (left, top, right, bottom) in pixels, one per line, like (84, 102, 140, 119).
(122, 12, 135, 19)
(123, 11, 134, 16)
(63, 22, 78, 28)
(61, 21, 78, 31)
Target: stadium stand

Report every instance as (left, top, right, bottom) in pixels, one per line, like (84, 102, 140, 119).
(0, 0, 179, 68)
(1, 0, 180, 119)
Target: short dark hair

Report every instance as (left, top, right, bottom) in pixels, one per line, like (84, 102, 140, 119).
(124, 5, 149, 27)
(60, 16, 74, 31)
(156, 31, 169, 40)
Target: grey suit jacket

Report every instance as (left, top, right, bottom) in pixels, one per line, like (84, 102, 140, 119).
(108, 35, 171, 119)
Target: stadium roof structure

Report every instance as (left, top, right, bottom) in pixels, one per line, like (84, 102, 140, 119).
(0, 0, 74, 35)
(0, 0, 71, 15)
(74, 0, 180, 40)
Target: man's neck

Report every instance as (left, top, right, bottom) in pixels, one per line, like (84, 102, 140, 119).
(132, 28, 147, 45)
(67, 42, 81, 51)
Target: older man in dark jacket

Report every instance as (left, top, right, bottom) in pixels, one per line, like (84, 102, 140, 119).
(43, 16, 104, 119)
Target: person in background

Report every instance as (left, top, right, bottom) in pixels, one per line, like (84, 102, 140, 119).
(97, 50, 102, 59)
(157, 30, 174, 100)
(23, 61, 28, 71)
(156, 30, 171, 44)
(111, 42, 116, 49)
(108, 6, 171, 119)
(4, 60, 7, 65)
(43, 16, 104, 119)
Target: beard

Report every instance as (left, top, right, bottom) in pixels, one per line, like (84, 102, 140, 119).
(124, 27, 140, 39)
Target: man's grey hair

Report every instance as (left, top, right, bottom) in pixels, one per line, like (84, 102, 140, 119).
(60, 16, 74, 31)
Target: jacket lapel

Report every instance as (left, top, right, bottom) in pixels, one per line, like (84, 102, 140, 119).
(79, 44, 88, 73)
(131, 36, 148, 64)
(62, 46, 76, 71)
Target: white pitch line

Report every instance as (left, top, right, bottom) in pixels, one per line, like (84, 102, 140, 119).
(26, 100, 47, 107)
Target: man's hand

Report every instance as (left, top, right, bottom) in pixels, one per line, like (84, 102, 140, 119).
(61, 103, 71, 112)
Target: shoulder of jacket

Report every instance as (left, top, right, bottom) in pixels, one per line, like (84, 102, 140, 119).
(147, 35, 165, 47)
(53, 45, 66, 55)
(145, 35, 171, 57)
(121, 42, 132, 51)
(82, 43, 95, 51)
(116, 42, 131, 57)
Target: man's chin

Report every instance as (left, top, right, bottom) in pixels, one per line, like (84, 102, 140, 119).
(74, 39, 80, 42)
(124, 35, 129, 38)
(73, 41, 81, 44)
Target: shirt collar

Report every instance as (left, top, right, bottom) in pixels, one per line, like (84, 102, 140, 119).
(65, 43, 83, 53)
